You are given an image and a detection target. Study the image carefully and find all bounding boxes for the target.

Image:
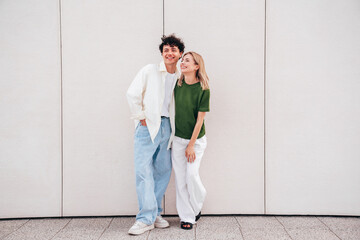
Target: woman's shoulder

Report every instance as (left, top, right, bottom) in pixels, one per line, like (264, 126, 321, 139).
(201, 87, 210, 94)
(203, 87, 210, 92)
(200, 88, 210, 100)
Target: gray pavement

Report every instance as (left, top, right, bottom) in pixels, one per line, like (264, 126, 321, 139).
(0, 216, 359, 240)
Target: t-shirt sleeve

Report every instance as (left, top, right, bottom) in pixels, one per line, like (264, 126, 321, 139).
(198, 89, 210, 112)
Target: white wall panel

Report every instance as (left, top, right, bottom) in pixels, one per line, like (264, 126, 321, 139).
(61, 0, 163, 216)
(266, 0, 360, 215)
(1, 0, 359, 219)
(0, 0, 61, 218)
(164, 0, 265, 214)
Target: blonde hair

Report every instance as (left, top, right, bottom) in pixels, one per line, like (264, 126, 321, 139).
(178, 52, 210, 90)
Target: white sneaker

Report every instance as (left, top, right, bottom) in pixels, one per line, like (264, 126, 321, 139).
(155, 215, 170, 228)
(128, 221, 154, 235)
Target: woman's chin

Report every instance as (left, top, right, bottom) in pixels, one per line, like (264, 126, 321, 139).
(181, 70, 194, 74)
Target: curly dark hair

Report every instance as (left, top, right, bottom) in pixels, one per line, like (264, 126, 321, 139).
(159, 34, 185, 53)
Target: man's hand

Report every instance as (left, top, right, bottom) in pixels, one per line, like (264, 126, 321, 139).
(140, 119, 147, 126)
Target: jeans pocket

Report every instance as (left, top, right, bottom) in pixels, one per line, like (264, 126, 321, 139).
(194, 137, 207, 151)
(135, 124, 150, 138)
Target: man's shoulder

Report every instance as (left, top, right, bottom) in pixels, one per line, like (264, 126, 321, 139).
(139, 63, 158, 73)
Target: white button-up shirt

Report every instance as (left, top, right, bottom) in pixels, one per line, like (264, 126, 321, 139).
(126, 61, 179, 148)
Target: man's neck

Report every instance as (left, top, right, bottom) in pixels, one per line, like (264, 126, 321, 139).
(165, 63, 177, 74)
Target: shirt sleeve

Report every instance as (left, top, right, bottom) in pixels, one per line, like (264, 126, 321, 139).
(126, 65, 148, 120)
(198, 89, 210, 112)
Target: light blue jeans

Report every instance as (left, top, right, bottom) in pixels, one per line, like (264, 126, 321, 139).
(134, 117, 172, 225)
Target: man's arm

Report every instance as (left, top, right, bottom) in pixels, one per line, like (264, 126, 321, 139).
(126, 66, 148, 121)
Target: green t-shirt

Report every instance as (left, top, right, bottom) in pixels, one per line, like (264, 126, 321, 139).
(174, 80, 210, 139)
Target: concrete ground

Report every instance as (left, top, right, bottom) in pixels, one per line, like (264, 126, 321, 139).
(0, 216, 359, 240)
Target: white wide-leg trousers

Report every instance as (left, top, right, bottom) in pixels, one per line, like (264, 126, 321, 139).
(171, 135, 207, 224)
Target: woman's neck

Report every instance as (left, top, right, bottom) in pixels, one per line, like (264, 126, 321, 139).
(183, 73, 199, 84)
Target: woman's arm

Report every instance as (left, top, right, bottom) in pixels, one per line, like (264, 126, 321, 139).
(185, 111, 206, 163)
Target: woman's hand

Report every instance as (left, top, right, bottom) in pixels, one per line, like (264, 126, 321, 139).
(185, 144, 196, 163)
(185, 112, 205, 163)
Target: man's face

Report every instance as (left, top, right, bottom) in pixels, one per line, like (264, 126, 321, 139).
(162, 45, 182, 65)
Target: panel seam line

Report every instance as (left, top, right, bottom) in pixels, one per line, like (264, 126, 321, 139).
(264, 0, 267, 215)
(59, 0, 64, 217)
(162, 0, 165, 36)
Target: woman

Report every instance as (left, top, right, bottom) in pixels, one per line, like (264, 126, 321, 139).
(172, 52, 210, 230)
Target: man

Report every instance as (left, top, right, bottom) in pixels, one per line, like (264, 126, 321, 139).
(126, 34, 185, 235)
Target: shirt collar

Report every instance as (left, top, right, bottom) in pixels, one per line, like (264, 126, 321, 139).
(159, 61, 180, 78)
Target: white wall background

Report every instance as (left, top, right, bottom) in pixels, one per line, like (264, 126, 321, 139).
(60, 0, 163, 217)
(266, 0, 360, 215)
(0, 0, 62, 218)
(0, 0, 359, 218)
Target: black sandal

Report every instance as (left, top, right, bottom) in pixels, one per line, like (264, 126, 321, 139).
(180, 221, 193, 230)
(195, 211, 201, 221)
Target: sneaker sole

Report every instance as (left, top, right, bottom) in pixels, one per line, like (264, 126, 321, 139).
(154, 222, 170, 228)
(128, 224, 154, 235)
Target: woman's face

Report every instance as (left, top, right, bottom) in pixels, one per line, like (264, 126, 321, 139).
(180, 54, 199, 74)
